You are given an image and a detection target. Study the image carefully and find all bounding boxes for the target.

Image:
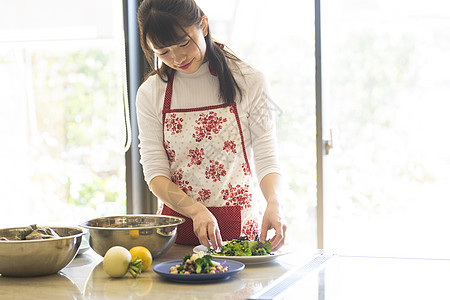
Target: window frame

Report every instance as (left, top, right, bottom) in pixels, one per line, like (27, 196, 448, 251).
(123, 0, 157, 214)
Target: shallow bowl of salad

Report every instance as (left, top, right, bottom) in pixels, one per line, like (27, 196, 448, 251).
(194, 236, 290, 264)
(0, 225, 84, 277)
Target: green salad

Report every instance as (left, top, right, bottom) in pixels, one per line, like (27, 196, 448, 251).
(207, 236, 272, 256)
(170, 252, 227, 274)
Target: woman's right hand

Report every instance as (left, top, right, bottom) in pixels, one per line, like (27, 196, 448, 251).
(150, 176, 223, 249)
(189, 202, 223, 250)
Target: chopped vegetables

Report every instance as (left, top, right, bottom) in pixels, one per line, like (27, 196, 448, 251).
(0, 224, 61, 241)
(25, 224, 61, 240)
(207, 235, 272, 256)
(170, 252, 228, 275)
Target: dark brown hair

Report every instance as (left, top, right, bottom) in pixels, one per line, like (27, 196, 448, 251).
(137, 0, 242, 103)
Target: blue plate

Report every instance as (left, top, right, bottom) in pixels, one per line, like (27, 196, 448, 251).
(153, 259, 245, 282)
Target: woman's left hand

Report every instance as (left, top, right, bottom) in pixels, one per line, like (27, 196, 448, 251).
(260, 201, 287, 251)
(259, 173, 287, 251)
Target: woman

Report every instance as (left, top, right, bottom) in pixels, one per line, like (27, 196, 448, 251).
(136, 0, 287, 251)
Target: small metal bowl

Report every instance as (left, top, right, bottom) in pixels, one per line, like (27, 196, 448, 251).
(0, 226, 84, 277)
(80, 215, 185, 258)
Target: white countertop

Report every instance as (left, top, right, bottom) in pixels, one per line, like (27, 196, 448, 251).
(0, 244, 315, 300)
(3, 245, 449, 300)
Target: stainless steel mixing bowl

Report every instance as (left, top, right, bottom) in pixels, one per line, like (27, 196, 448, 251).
(0, 226, 84, 277)
(79, 215, 185, 258)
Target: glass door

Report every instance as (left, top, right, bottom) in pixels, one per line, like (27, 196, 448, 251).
(322, 0, 450, 257)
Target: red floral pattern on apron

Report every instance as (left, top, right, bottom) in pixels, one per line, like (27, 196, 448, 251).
(159, 70, 262, 245)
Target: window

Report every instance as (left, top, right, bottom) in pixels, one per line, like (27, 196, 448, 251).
(323, 0, 450, 257)
(0, 0, 127, 227)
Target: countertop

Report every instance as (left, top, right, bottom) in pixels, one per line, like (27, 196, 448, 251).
(2, 245, 449, 300)
(0, 244, 315, 300)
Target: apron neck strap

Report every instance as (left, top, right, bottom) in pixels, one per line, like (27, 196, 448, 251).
(163, 70, 175, 110)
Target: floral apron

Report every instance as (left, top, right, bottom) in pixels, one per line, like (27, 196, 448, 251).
(159, 69, 262, 245)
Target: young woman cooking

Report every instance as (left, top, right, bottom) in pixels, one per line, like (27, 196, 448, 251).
(136, 0, 287, 251)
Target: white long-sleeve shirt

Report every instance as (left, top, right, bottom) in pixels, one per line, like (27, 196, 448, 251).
(136, 61, 281, 188)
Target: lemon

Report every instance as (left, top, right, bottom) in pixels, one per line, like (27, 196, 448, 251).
(129, 246, 152, 271)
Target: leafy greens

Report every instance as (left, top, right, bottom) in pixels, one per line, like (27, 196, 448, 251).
(208, 235, 272, 256)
